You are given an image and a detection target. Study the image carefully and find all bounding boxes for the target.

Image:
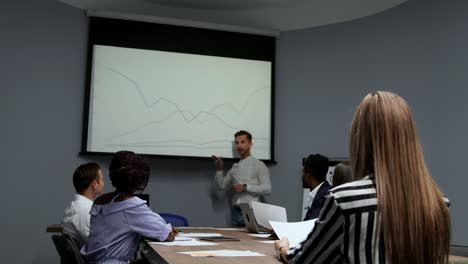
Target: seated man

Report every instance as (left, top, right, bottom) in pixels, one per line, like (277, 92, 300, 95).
(62, 163, 104, 246)
(302, 154, 331, 221)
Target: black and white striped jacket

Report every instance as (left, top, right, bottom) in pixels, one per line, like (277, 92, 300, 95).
(286, 175, 450, 264)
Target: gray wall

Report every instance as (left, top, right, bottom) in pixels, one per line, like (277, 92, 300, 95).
(1, 0, 89, 263)
(273, 0, 468, 247)
(1, 0, 467, 263)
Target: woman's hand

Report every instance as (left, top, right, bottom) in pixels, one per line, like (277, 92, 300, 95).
(274, 238, 290, 263)
(274, 237, 290, 251)
(165, 231, 175, 242)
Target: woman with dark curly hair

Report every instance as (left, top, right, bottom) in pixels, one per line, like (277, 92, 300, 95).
(81, 151, 176, 264)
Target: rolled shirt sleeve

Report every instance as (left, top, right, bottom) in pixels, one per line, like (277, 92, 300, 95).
(124, 204, 172, 242)
(215, 169, 233, 190)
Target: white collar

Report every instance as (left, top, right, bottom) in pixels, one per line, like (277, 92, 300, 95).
(239, 155, 253, 161)
(308, 182, 324, 200)
(75, 194, 93, 203)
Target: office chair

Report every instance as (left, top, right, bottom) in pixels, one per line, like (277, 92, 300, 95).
(159, 213, 189, 227)
(52, 233, 85, 264)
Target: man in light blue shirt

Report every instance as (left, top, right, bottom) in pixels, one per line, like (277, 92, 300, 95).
(212, 130, 272, 227)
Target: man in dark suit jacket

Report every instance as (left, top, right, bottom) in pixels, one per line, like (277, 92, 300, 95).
(302, 154, 332, 221)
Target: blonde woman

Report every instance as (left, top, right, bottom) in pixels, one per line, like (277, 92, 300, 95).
(275, 91, 451, 264)
(331, 161, 353, 187)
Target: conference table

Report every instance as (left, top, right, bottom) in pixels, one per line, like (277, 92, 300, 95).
(44, 225, 468, 263)
(141, 228, 468, 264)
(141, 228, 279, 264)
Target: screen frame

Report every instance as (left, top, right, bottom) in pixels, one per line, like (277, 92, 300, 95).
(80, 17, 276, 164)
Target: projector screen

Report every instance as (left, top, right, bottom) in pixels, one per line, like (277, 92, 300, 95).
(87, 45, 272, 159)
(81, 17, 275, 161)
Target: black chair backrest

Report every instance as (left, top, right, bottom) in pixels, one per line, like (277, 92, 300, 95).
(52, 233, 85, 264)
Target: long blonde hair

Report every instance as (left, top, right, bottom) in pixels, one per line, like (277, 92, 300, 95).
(350, 91, 450, 264)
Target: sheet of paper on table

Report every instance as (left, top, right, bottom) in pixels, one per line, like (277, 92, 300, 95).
(178, 250, 265, 257)
(178, 233, 223, 238)
(149, 240, 218, 246)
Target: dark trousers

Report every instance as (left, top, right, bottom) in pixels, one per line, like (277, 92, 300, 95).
(231, 206, 245, 227)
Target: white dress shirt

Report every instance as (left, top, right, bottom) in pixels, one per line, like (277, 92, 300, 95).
(215, 155, 272, 205)
(308, 182, 324, 202)
(62, 194, 93, 245)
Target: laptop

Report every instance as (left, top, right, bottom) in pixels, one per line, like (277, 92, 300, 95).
(250, 201, 287, 230)
(240, 203, 269, 233)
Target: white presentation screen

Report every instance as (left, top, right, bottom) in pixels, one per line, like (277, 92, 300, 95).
(86, 45, 272, 159)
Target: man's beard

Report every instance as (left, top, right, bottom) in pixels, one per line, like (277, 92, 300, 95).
(302, 176, 308, 188)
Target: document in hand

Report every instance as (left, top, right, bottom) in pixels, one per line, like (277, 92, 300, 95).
(250, 201, 287, 230)
(269, 219, 317, 248)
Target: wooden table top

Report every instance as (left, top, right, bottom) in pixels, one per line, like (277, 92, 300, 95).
(142, 228, 278, 264)
(450, 255, 468, 263)
(142, 228, 468, 264)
